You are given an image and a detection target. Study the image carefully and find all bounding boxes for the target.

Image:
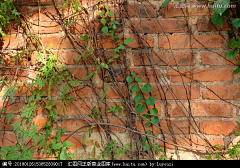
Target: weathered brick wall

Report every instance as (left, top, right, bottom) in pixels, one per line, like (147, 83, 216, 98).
(1, 0, 240, 159)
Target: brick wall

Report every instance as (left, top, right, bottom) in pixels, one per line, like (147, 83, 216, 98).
(1, 0, 240, 159)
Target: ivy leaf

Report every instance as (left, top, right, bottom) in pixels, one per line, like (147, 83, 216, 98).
(213, 0, 230, 15)
(63, 141, 74, 148)
(6, 112, 14, 124)
(118, 44, 126, 50)
(141, 83, 152, 93)
(231, 18, 240, 29)
(161, 0, 171, 9)
(114, 54, 120, 58)
(151, 116, 159, 125)
(222, 9, 230, 17)
(142, 114, 149, 121)
(234, 68, 240, 74)
(40, 139, 46, 148)
(136, 104, 146, 114)
(106, 11, 114, 17)
(228, 40, 239, 48)
(135, 76, 143, 84)
(147, 130, 152, 135)
(101, 18, 107, 25)
(146, 122, 151, 127)
(98, 10, 105, 17)
(150, 108, 158, 116)
(102, 26, 108, 34)
(131, 71, 136, 77)
(211, 14, 226, 28)
(108, 58, 114, 63)
(60, 147, 68, 160)
(135, 94, 143, 104)
(52, 142, 62, 150)
(126, 76, 134, 84)
(145, 96, 155, 106)
(124, 38, 133, 44)
(226, 48, 238, 61)
(61, 127, 67, 133)
(131, 85, 139, 93)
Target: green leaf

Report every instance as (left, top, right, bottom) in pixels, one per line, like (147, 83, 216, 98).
(131, 85, 139, 93)
(151, 116, 159, 125)
(101, 18, 106, 25)
(38, 135, 45, 142)
(118, 44, 126, 50)
(106, 11, 114, 17)
(124, 38, 133, 44)
(150, 108, 158, 116)
(161, 0, 171, 9)
(141, 83, 152, 93)
(211, 14, 226, 28)
(40, 139, 46, 148)
(61, 127, 67, 133)
(222, 9, 230, 17)
(135, 94, 143, 104)
(52, 142, 62, 150)
(6, 112, 14, 124)
(228, 40, 239, 48)
(231, 18, 240, 29)
(102, 26, 108, 34)
(114, 54, 120, 58)
(147, 130, 152, 135)
(146, 122, 151, 127)
(98, 10, 105, 17)
(60, 147, 68, 160)
(213, 0, 230, 15)
(136, 104, 146, 114)
(63, 141, 74, 148)
(126, 76, 134, 84)
(226, 48, 238, 61)
(135, 76, 143, 84)
(142, 114, 149, 121)
(108, 58, 114, 63)
(131, 71, 136, 77)
(234, 68, 240, 74)
(145, 96, 155, 106)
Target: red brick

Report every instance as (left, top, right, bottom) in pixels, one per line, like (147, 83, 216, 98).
(126, 4, 157, 18)
(18, 0, 61, 6)
(129, 68, 161, 83)
(98, 68, 126, 83)
(36, 36, 85, 50)
(75, 85, 127, 99)
(0, 100, 24, 114)
(137, 120, 197, 135)
(197, 19, 231, 32)
(140, 102, 161, 115)
(158, 137, 224, 150)
(160, 4, 214, 18)
(17, 84, 57, 97)
(32, 117, 47, 130)
(202, 85, 240, 100)
(31, 21, 61, 34)
(168, 102, 233, 118)
(130, 20, 189, 34)
(1, 35, 25, 49)
(201, 52, 238, 65)
(159, 35, 225, 49)
(168, 69, 234, 82)
(132, 52, 195, 66)
(61, 118, 126, 133)
(200, 121, 240, 135)
(145, 85, 200, 100)
(68, 68, 95, 81)
(97, 35, 154, 49)
(57, 101, 93, 115)
(32, 7, 64, 21)
(61, 136, 83, 149)
(0, 133, 17, 147)
(3, 22, 24, 35)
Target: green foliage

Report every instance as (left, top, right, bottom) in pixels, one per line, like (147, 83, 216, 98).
(0, 0, 20, 38)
